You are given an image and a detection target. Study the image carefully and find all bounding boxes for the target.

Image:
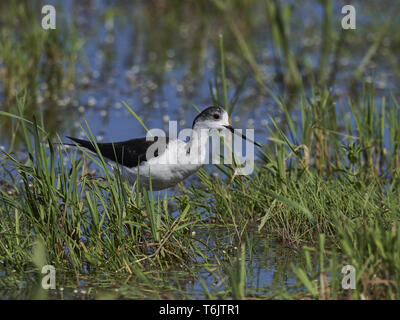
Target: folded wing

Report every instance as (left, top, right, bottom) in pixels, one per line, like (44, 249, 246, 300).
(66, 136, 168, 168)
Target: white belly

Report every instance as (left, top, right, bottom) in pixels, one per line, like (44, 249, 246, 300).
(121, 163, 201, 190)
(118, 139, 205, 190)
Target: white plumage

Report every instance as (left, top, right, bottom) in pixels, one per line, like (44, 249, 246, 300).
(66, 106, 259, 190)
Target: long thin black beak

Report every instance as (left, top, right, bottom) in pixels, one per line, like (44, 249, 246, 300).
(223, 125, 262, 148)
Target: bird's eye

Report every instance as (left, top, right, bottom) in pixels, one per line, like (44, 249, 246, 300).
(213, 113, 220, 120)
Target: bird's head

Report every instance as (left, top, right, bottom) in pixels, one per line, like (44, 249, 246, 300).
(191, 106, 261, 147)
(192, 106, 230, 131)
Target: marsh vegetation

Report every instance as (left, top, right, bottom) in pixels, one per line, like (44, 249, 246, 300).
(1, 0, 400, 299)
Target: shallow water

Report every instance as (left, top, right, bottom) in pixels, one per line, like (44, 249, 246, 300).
(1, 1, 399, 147)
(0, 227, 309, 299)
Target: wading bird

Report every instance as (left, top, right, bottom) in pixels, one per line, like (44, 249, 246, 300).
(66, 106, 260, 190)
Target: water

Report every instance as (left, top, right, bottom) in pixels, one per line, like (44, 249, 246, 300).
(0, 228, 309, 299)
(2, 1, 398, 147)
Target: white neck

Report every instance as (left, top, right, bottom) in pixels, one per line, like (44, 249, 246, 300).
(185, 128, 210, 165)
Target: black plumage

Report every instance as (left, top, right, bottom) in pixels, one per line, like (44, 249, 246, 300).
(66, 136, 168, 168)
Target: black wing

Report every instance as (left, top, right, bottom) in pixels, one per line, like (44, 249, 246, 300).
(66, 136, 168, 168)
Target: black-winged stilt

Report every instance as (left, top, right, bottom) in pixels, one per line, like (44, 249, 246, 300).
(66, 106, 260, 190)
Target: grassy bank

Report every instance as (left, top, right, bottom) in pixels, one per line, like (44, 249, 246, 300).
(1, 87, 400, 299)
(1, 0, 400, 300)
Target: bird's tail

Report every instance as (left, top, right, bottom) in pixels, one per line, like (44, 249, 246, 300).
(54, 137, 84, 147)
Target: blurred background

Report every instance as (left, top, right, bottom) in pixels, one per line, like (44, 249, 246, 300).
(1, 0, 399, 149)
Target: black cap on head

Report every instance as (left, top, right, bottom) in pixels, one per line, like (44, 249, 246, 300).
(192, 106, 226, 128)
(191, 106, 262, 148)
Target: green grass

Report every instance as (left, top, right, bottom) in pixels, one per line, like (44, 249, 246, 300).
(1, 0, 400, 300)
(0, 0, 81, 146)
(2, 86, 400, 299)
